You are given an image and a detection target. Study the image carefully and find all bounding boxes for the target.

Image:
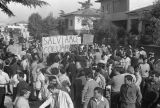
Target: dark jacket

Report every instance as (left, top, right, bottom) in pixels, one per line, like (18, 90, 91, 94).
(17, 80, 29, 96)
(120, 84, 142, 104)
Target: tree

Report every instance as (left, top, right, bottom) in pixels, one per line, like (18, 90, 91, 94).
(0, 0, 48, 16)
(141, 0, 160, 45)
(78, 0, 92, 9)
(42, 13, 59, 36)
(28, 13, 43, 39)
(94, 16, 118, 46)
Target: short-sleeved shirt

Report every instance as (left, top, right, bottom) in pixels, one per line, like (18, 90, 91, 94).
(139, 63, 150, 78)
(0, 70, 10, 87)
(15, 97, 30, 108)
(36, 73, 45, 90)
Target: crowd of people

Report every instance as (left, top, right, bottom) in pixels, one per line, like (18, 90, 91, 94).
(0, 37, 160, 108)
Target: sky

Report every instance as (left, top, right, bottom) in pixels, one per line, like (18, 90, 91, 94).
(0, 0, 100, 24)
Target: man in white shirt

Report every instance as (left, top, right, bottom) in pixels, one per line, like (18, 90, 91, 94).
(15, 89, 31, 108)
(35, 68, 45, 99)
(0, 63, 10, 108)
(40, 84, 74, 108)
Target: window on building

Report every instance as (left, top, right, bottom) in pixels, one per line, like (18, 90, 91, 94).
(70, 20, 73, 26)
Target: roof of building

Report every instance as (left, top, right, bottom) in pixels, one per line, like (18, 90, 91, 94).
(95, 0, 107, 2)
(127, 5, 153, 14)
(62, 8, 101, 17)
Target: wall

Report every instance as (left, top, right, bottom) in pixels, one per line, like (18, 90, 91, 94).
(74, 16, 94, 31)
(113, 0, 128, 13)
(101, 0, 128, 14)
(66, 16, 75, 30)
(129, 0, 155, 11)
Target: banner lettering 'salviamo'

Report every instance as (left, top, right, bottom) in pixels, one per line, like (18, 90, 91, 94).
(42, 35, 81, 53)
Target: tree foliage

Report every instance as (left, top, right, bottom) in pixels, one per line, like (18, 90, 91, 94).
(78, 0, 92, 9)
(28, 13, 42, 39)
(42, 13, 59, 36)
(94, 16, 118, 45)
(0, 0, 48, 16)
(28, 12, 59, 39)
(141, 0, 160, 45)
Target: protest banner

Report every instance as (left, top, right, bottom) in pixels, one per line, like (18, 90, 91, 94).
(83, 34, 94, 45)
(42, 35, 81, 53)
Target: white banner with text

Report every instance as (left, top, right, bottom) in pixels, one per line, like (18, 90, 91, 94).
(42, 35, 81, 53)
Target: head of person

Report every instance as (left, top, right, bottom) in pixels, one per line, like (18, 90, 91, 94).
(18, 72, 25, 81)
(50, 68, 59, 75)
(95, 49, 100, 53)
(60, 68, 65, 75)
(127, 66, 135, 74)
(48, 84, 59, 94)
(134, 65, 140, 73)
(143, 57, 148, 64)
(5, 59, 10, 65)
(17, 60, 21, 66)
(94, 87, 103, 99)
(101, 54, 105, 60)
(124, 75, 133, 85)
(33, 54, 39, 61)
(94, 67, 101, 77)
(76, 61, 82, 69)
(84, 68, 93, 80)
(150, 72, 160, 82)
(49, 75, 58, 85)
(20, 89, 31, 99)
(79, 69, 85, 77)
(9, 39, 14, 45)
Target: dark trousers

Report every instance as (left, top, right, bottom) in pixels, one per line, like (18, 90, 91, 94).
(140, 77, 147, 96)
(13, 87, 17, 102)
(0, 87, 5, 108)
(36, 90, 40, 99)
(111, 92, 120, 108)
(120, 102, 135, 108)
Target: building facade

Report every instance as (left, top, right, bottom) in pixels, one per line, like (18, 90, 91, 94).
(62, 8, 100, 34)
(96, 0, 155, 31)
